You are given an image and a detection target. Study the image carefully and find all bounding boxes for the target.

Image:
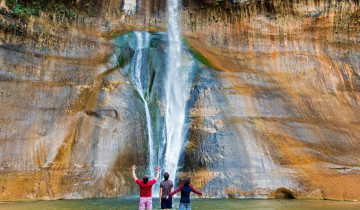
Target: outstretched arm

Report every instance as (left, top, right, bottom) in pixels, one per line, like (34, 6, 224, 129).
(155, 166, 160, 181)
(131, 165, 138, 182)
(189, 184, 203, 195)
(166, 184, 184, 199)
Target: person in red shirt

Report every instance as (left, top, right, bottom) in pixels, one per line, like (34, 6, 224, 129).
(132, 165, 160, 210)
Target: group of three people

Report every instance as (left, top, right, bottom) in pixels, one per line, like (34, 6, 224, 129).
(132, 165, 204, 210)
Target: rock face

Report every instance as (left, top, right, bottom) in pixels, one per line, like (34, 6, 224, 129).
(0, 0, 360, 201)
(0, 0, 150, 200)
(180, 0, 360, 200)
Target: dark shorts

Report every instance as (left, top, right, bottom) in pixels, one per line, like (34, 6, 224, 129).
(161, 196, 172, 209)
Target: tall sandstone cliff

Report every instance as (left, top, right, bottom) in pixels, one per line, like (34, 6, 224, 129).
(0, 0, 359, 201)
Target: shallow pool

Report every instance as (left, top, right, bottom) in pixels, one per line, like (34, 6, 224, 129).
(0, 198, 359, 210)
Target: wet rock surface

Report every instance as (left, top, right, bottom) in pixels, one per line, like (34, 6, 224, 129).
(0, 0, 360, 201)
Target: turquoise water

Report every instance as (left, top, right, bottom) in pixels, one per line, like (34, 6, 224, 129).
(0, 198, 359, 210)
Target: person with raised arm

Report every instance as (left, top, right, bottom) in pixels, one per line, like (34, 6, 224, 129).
(132, 165, 160, 210)
(166, 178, 204, 210)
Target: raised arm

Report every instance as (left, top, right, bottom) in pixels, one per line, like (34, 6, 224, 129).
(189, 184, 203, 195)
(131, 165, 138, 182)
(155, 166, 160, 181)
(166, 184, 184, 199)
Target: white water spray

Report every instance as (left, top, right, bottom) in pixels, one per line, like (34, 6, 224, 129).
(163, 0, 190, 182)
(132, 31, 156, 178)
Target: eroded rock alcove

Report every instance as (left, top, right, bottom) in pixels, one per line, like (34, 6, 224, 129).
(0, 0, 359, 201)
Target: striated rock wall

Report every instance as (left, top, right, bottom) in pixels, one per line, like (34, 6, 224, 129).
(0, 0, 151, 200)
(0, 0, 359, 201)
(180, 0, 360, 200)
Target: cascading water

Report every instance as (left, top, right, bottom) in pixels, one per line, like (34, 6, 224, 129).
(163, 0, 190, 182)
(109, 11, 298, 198)
(116, 0, 195, 192)
(131, 31, 156, 178)
(111, 27, 194, 195)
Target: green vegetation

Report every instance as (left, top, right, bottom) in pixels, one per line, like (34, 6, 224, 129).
(117, 53, 128, 69)
(6, 0, 48, 16)
(5, 0, 81, 19)
(54, 4, 76, 19)
(183, 38, 214, 68)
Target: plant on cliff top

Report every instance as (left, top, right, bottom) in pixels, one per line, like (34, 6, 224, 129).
(6, 0, 46, 16)
(6, 0, 101, 19)
(5, 0, 77, 19)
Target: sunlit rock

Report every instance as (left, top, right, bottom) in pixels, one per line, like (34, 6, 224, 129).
(0, 0, 360, 201)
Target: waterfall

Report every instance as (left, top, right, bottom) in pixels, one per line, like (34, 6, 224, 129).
(122, 0, 136, 14)
(126, 0, 189, 187)
(132, 31, 156, 178)
(163, 0, 188, 183)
